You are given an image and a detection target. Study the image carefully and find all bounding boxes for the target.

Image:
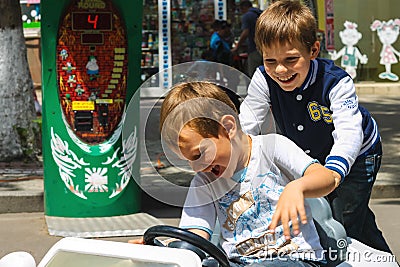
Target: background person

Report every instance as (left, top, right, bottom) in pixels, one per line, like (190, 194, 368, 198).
(210, 20, 234, 66)
(209, 20, 239, 91)
(231, 0, 263, 77)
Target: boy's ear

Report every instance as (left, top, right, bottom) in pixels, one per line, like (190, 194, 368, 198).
(220, 115, 237, 138)
(311, 41, 320, 59)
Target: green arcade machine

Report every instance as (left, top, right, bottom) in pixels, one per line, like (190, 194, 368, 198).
(41, 0, 143, 236)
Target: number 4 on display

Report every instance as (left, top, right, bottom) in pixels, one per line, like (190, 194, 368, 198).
(88, 15, 98, 29)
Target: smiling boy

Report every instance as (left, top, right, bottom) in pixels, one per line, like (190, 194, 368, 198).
(159, 81, 338, 266)
(239, 0, 392, 253)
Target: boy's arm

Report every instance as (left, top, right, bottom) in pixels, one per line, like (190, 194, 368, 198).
(327, 76, 364, 181)
(188, 228, 211, 240)
(269, 163, 339, 240)
(178, 175, 217, 241)
(239, 70, 271, 135)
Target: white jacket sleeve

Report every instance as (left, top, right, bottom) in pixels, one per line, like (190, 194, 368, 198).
(239, 69, 272, 135)
(326, 76, 363, 179)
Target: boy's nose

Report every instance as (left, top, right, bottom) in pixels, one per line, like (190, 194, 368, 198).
(275, 63, 288, 73)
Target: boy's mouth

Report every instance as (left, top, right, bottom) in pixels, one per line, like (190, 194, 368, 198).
(211, 165, 222, 177)
(277, 73, 296, 83)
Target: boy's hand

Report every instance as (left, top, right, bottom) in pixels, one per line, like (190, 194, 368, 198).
(268, 180, 307, 240)
(128, 237, 179, 246)
(128, 237, 144, 244)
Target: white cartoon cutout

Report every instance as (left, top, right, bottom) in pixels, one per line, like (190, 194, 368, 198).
(329, 21, 368, 79)
(370, 19, 400, 81)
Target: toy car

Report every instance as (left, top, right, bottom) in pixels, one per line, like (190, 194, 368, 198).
(0, 198, 397, 267)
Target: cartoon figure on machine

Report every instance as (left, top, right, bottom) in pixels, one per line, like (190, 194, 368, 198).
(329, 21, 368, 79)
(370, 19, 400, 81)
(86, 55, 100, 80)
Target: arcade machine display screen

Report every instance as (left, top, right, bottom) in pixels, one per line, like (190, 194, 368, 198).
(57, 0, 128, 144)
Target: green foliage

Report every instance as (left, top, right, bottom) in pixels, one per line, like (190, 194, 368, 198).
(13, 118, 41, 161)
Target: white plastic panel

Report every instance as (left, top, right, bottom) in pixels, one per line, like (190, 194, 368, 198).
(38, 237, 202, 267)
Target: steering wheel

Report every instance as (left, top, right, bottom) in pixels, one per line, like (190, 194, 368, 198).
(143, 225, 230, 267)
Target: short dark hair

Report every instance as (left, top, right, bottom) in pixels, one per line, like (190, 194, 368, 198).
(212, 20, 231, 30)
(255, 0, 317, 51)
(239, 0, 252, 8)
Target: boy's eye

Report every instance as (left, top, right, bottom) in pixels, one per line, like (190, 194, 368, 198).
(191, 154, 201, 161)
(264, 59, 276, 65)
(286, 57, 299, 63)
(185, 151, 202, 162)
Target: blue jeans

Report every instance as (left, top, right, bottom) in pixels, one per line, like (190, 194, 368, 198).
(329, 141, 392, 253)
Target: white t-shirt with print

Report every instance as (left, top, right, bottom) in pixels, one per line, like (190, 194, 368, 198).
(179, 134, 323, 264)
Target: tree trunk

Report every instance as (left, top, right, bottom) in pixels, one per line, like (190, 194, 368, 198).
(0, 0, 40, 161)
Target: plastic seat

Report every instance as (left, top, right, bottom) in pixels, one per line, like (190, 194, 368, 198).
(306, 197, 348, 266)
